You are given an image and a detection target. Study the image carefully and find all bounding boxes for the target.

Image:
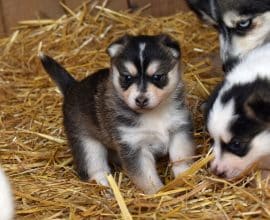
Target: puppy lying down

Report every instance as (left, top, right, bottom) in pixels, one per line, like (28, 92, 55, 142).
(205, 43, 270, 180)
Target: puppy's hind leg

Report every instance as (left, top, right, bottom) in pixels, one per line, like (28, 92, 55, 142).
(71, 136, 111, 186)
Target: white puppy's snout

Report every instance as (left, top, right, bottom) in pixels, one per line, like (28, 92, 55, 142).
(210, 161, 227, 178)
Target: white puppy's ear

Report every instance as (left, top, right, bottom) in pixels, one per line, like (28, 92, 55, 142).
(157, 34, 181, 59)
(187, 0, 218, 25)
(107, 35, 130, 58)
(245, 88, 270, 123)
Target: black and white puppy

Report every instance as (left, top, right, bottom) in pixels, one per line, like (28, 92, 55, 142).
(205, 43, 270, 179)
(40, 35, 194, 194)
(0, 168, 14, 220)
(187, 0, 270, 72)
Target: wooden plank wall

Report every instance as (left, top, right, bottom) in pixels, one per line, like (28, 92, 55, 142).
(128, 0, 189, 16)
(0, 0, 189, 36)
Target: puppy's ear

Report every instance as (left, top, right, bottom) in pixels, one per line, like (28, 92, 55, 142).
(245, 88, 270, 123)
(187, 0, 218, 25)
(107, 35, 130, 58)
(157, 34, 181, 59)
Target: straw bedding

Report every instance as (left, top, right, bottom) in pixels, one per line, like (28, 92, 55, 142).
(0, 1, 269, 219)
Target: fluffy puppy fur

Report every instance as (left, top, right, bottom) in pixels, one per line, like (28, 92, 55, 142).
(205, 43, 270, 179)
(40, 34, 195, 194)
(187, 0, 270, 72)
(0, 168, 14, 220)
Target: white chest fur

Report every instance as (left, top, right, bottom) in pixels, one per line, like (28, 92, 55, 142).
(118, 100, 189, 155)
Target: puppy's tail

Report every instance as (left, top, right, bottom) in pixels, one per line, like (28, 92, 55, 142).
(39, 53, 76, 95)
(0, 168, 14, 220)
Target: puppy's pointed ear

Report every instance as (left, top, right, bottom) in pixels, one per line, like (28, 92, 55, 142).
(107, 35, 130, 58)
(157, 34, 181, 59)
(187, 0, 218, 25)
(245, 88, 270, 123)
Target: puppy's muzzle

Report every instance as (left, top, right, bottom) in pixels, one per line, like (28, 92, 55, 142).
(135, 95, 149, 108)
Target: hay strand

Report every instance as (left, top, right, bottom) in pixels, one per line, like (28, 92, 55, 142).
(107, 174, 133, 220)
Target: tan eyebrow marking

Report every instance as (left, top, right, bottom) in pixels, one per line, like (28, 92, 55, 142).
(124, 61, 138, 76)
(146, 61, 160, 76)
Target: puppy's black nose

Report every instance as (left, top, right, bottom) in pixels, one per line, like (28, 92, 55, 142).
(211, 166, 226, 178)
(135, 96, 148, 108)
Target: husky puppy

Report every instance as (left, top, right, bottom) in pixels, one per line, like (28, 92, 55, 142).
(187, 0, 270, 72)
(0, 168, 14, 220)
(205, 43, 270, 179)
(39, 35, 194, 194)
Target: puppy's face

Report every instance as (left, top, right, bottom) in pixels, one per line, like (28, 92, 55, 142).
(107, 35, 181, 112)
(206, 79, 270, 179)
(188, 0, 270, 72)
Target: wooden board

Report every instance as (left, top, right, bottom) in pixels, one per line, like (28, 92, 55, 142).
(128, 0, 189, 16)
(0, 0, 189, 36)
(0, 0, 6, 36)
(1, 0, 65, 31)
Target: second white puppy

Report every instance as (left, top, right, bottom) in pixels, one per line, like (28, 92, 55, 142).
(206, 43, 270, 179)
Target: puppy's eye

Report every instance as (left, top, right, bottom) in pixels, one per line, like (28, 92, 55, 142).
(229, 140, 241, 151)
(152, 74, 166, 82)
(227, 139, 248, 157)
(236, 19, 252, 31)
(121, 74, 134, 83)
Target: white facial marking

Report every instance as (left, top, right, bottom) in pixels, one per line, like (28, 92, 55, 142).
(82, 137, 110, 186)
(0, 168, 14, 220)
(139, 43, 146, 69)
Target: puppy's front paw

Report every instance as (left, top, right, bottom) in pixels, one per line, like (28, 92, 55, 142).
(91, 171, 110, 187)
(172, 163, 190, 178)
(143, 181, 164, 194)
